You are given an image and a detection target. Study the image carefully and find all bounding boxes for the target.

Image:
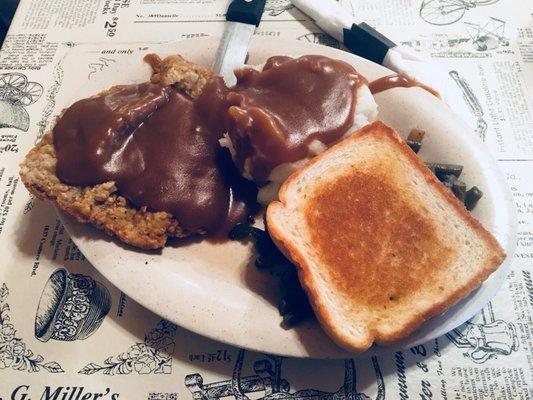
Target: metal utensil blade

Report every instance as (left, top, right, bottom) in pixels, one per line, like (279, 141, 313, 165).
(213, 21, 255, 86)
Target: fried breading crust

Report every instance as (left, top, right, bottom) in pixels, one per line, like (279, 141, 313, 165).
(150, 54, 214, 99)
(20, 54, 214, 249)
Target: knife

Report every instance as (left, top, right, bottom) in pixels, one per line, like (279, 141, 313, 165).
(214, 0, 267, 86)
(291, 0, 396, 65)
(290, 0, 462, 106)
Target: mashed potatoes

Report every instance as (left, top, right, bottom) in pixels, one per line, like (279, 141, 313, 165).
(220, 58, 379, 205)
(256, 84, 377, 204)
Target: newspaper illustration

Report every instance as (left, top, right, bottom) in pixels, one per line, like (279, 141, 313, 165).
(446, 302, 519, 363)
(0, 283, 64, 373)
(297, 33, 340, 48)
(78, 320, 177, 375)
(400, 18, 508, 56)
(148, 394, 178, 400)
(265, 0, 295, 16)
(88, 57, 117, 79)
(0, 73, 43, 132)
(34, 267, 111, 342)
(449, 70, 487, 141)
(419, 0, 500, 26)
(185, 350, 385, 400)
(464, 17, 509, 51)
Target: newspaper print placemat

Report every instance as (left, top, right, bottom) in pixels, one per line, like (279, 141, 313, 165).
(0, 0, 532, 399)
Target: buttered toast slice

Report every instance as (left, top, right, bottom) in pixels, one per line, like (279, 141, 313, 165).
(266, 121, 505, 352)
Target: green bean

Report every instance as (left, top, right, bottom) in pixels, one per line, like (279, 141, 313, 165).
(465, 186, 483, 211)
(408, 128, 426, 142)
(255, 257, 270, 269)
(228, 222, 253, 240)
(406, 129, 425, 154)
(278, 298, 290, 315)
(407, 140, 422, 153)
(279, 296, 313, 327)
(228, 215, 256, 240)
(452, 180, 467, 202)
(441, 174, 457, 189)
(426, 162, 464, 179)
(282, 312, 304, 327)
(230, 222, 313, 327)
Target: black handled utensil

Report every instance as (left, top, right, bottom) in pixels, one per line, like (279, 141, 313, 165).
(214, 0, 267, 86)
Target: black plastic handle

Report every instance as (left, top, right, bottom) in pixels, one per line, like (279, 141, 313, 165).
(227, 0, 267, 26)
(343, 23, 396, 65)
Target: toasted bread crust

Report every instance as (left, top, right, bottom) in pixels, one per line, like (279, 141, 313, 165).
(19, 54, 214, 249)
(267, 121, 506, 352)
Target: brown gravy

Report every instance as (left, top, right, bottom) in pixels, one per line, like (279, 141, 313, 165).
(54, 80, 257, 236)
(369, 73, 440, 98)
(227, 55, 364, 182)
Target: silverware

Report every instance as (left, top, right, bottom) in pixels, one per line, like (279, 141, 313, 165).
(291, 0, 395, 65)
(291, 0, 460, 105)
(214, 0, 267, 86)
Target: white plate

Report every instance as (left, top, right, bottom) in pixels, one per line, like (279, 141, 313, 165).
(58, 37, 516, 358)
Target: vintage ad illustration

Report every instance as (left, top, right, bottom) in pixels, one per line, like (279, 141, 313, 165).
(449, 70, 487, 141)
(34, 267, 111, 342)
(419, 0, 500, 26)
(0, 73, 43, 132)
(446, 302, 519, 363)
(185, 350, 385, 400)
(78, 320, 177, 375)
(0, 283, 64, 373)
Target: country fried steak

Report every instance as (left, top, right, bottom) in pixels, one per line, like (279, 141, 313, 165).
(20, 55, 214, 249)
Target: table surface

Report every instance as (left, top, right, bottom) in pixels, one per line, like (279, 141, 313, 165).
(0, 1, 532, 399)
